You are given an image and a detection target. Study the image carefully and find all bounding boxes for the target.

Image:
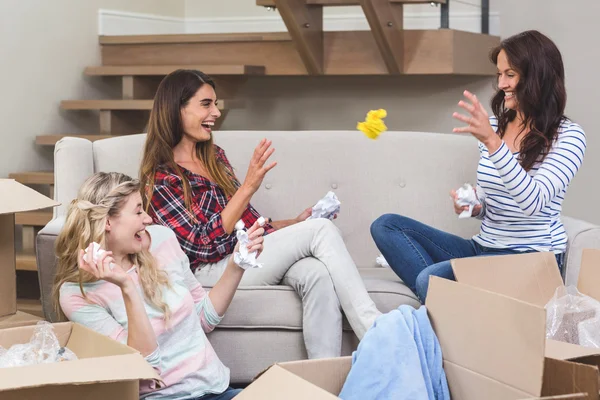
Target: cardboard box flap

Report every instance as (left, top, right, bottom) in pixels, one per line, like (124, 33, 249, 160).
(0, 179, 59, 214)
(237, 364, 339, 399)
(0, 312, 42, 330)
(451, 252, 562, 308)
(519, 394, 587, 399)
(0, 353, 161, 392)
(278, 357, 352, 396)
(443, 360, 533, 400)
(545, 339, 600, 361)
(426, 277, 547, 397)
(67, 323, 139, 358)
(0, 322, 73, 348)
(540, 357, 598, 399)
(578, 249, 600, 301)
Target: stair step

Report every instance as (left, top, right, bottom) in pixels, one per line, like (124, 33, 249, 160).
(60, 99, 240, 111)
(61, 99, 153, 110)
(257, 0, 445, 6)
(100, 32, 291, 45)
(85, 65, 265, 76)
(16, 299, 44, 318)
(9, 171, 54, 185)
(36, 134, 116, 146)
(16, 253, 37, 271)
(15, 210, 52, 227)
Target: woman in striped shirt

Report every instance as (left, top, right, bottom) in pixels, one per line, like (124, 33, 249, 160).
(54, 172, 262, 400)
(371, 30, 586, 302)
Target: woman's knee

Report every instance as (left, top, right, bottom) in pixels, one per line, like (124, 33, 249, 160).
(370, 214, 411, 240)
(414, 272, 431, 301)
(306, 217, 342, 238)
(415, 262, 455, 301)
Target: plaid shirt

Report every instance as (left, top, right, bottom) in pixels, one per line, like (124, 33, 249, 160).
(148, 145, 275, 270)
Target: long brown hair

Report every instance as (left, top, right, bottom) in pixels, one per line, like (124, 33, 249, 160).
(53, 172, 171, 321)
(140, 69, 238, 214)
(490, 30, 567, 171)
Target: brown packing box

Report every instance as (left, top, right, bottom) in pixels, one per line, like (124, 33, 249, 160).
(0, 179, 59, 318)
(450, 250, 600, 362)
(0, 322, 162, 399)
(427, 277, 597, 400)
(421, 249, 600, 400)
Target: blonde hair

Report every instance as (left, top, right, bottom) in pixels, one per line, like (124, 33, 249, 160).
(53, 172, 171, 321)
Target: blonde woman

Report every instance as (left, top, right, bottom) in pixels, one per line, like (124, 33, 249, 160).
(53, 172, 263, 400)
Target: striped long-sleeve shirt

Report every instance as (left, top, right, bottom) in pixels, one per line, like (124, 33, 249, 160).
(60, 225, 230, 400)
(473, 117, 586, 253)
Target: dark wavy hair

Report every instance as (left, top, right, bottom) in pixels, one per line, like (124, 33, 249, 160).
(490, 30, 567, 171)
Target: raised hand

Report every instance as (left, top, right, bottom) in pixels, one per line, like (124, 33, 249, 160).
(242, 139, 278, 195)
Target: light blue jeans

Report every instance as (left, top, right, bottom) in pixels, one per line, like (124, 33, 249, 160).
(371, 214, 565, 302)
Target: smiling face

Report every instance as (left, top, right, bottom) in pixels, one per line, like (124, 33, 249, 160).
(496, 49, 520, 111)
(105, 192, 152, 256)
(180, 84, 222, 143)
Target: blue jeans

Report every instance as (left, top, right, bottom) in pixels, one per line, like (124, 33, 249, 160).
(370, 214, 565, 302)
(196, 387, 242, 400)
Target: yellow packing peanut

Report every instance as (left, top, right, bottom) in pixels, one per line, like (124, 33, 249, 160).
(357, 109, 388, 139)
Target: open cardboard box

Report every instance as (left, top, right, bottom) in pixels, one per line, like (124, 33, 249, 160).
(422, 249, 600, 400)
(449, 250, 600, 362)
(238, 250, 600, 399)
(0, 322, 161, 399)
(426, 277, 597, 400)
(0, 179, 60, 323)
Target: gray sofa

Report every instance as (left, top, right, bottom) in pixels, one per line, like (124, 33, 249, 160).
(36, 130, 600, 383)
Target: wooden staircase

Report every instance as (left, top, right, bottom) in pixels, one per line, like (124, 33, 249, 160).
(9, 0, 499, 316)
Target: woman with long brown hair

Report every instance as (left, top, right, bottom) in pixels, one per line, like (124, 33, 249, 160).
(371, 30, 586, 302)
(140, 70, 381, 359)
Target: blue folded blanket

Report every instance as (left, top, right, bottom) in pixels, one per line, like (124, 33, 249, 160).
(339, 305, 450, 400)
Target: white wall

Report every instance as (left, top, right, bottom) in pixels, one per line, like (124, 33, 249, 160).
(183, 0, 499, 34)
(496, 0, 599, 223)
(185, 0, 496, 18)
(0, 0, 184, 179)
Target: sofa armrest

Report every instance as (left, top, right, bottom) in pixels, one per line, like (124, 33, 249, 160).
(54, 137, 94, 218)
(563, 216, 600, 286)
(36, 216, 66, 322)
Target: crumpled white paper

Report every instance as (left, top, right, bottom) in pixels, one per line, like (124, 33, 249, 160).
(376, 254, 390, 268)
(83, 242, 114, 270)
(308, 191, 341, 220)
(455, 183, 481, 219)
(233, 218, 266, 270)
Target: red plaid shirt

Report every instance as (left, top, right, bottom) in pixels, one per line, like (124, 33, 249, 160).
(148, 145, 275, 270)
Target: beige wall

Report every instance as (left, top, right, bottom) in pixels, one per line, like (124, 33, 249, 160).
(0, 0, 184, 179)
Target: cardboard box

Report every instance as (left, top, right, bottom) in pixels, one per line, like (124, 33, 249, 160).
(422, 249, 600, 400)
(0, 179, 60, 318)
(427, 277, 597, 400)
(449, 250, 600, 361)
(237, 357, 351, 399)
(0, 311, 43, 330)
(0, 322, 162, 400)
